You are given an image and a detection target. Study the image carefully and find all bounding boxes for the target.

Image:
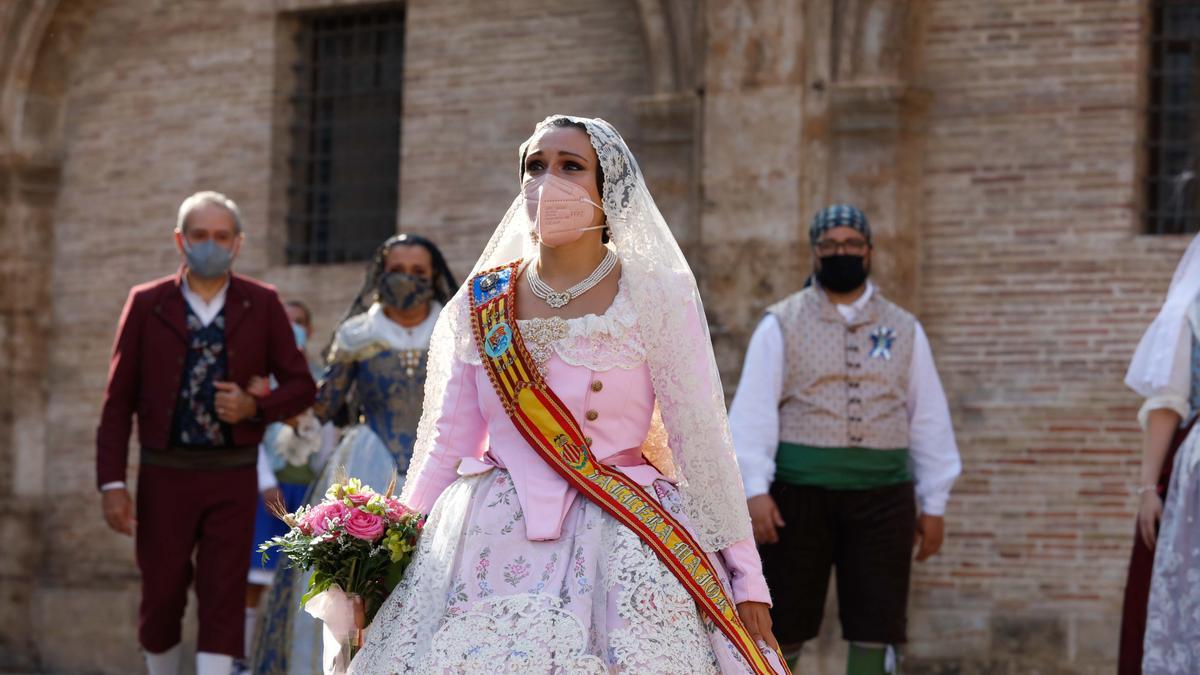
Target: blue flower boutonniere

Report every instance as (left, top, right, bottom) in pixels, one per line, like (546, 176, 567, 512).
(869, 326, 897, 360)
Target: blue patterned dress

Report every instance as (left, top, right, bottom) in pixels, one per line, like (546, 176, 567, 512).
(251, 303, 439, 674)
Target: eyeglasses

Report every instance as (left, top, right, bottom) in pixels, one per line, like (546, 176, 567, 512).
(814, 239, 869, 256)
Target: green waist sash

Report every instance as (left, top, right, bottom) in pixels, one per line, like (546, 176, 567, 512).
(775, 442, 911, 489)
(275, 463, 317, 486)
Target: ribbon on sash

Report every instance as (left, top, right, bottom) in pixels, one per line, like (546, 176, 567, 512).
(468, 260, 784, 675)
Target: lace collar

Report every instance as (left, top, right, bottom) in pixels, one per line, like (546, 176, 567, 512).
(333, 302, 442, 362)
(458, 274, 644, 371)
(518, 274, 642, 372)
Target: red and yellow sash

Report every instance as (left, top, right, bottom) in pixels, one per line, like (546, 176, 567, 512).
(468, 260, 784, 675)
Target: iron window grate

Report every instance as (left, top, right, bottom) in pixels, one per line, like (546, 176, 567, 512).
(285, 4, 405, 264)
(1146, 0, 1200, 235)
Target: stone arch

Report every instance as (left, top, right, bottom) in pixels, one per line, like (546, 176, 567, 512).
(1, 0, 100, 495)
(0, 0, 99, 159)
(691, 0, 929, 387)
(831, 0, 925, 84)
(0, 1, 57, 156)
(803, 0, 930, 309)
(633, 0, 699, 96)
(0, 0, 101, 669)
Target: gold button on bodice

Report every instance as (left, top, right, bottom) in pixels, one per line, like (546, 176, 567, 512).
(585, 410, 599, 421)
(591, 380, 603, 392)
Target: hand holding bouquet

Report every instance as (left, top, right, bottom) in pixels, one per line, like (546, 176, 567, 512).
(260, 471, 423, 672)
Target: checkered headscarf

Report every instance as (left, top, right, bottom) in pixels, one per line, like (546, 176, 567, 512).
(809, 204, 872, 245)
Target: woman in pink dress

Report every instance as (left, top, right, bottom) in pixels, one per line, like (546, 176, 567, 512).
(350, 116, 784, 674)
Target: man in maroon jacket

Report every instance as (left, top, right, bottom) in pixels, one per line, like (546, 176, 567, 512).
(96, 191, 316, 675)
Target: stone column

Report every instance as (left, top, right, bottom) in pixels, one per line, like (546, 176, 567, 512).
(803, 0, 929, 310)
(698, 0, 929, 384)
(0, 156, 53, 673)
(699, 0, 808, 380)
(697, 2, 930, 669)
(0, 2, 111, 670)
(629, 0, 704, 257)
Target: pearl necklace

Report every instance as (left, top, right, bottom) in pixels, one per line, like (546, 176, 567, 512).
(527, 249, 618, 309)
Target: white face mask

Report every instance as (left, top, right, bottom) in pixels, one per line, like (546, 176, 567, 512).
(522, 173, 604, 248)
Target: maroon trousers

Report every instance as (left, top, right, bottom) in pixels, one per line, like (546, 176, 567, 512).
(1117, 421, 1192, 675)
(135, 464, 257, 656)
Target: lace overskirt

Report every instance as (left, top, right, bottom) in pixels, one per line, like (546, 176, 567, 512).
(349, 469, 776, 674)
(1143, 428, 1200, 674)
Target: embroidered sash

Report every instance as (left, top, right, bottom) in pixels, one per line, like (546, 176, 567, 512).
(468, 260, 783, 675)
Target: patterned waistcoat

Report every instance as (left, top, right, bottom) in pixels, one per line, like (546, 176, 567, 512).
(768, 286, 915, 450)
(170, 304, 231, 448)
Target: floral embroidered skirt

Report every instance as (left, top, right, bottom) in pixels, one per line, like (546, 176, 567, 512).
(349, 468, 783, 674)
(1143, 427, 1200, 674)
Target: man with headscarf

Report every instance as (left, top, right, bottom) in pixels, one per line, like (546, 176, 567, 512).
(728, 204, 962, 674)
(95, 191, 316, 675)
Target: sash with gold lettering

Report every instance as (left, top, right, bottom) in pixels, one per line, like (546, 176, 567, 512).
(469, 260, 784, 675)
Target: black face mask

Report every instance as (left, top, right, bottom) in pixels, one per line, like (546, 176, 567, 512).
(815, 254, 869, 293)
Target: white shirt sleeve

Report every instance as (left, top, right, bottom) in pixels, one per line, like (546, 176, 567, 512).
(907, 321, 962, 517)
(100, 481, 127, 491)
(729, 314, 786, 499)
(1138, 320, 1192, 428)
(257, 443, 279, 492)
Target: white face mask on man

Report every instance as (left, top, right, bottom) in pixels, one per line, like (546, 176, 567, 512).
(522, 173, 604, 248)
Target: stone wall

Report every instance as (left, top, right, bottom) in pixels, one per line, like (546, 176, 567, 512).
(0, 0, 652, 671)
(0, 0, 1179, 672)
(0, 1, 98, 669)
(906, 1, 1160, 672)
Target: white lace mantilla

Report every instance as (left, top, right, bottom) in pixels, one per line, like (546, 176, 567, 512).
(405, 115, 754, 552)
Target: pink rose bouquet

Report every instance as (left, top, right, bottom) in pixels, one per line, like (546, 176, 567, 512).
(259, 472, 424, 629)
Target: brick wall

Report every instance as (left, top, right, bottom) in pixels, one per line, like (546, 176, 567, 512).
(907, 0, 1176, 671)
(694, 1, 1170, 672)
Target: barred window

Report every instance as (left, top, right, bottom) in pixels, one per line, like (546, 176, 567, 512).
(285, 5, 405, 264)
(1146, 1, 1200, 235)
